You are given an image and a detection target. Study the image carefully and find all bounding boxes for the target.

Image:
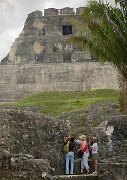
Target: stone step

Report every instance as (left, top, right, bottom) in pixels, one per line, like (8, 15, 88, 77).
(52, 174, 98, 180)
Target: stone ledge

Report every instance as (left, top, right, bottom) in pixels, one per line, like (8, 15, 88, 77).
(52, 174, 98, 180)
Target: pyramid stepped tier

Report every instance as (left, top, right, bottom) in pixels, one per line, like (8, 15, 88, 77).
(1, 9, 93, 65)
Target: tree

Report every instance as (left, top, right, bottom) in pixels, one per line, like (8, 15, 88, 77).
(69, 0, 127, 113)
(115, 0, 127, 20)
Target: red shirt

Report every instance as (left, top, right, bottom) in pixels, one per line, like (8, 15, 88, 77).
(80, 140, 89, 153)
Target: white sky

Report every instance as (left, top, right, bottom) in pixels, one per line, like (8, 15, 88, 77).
(0, 0, 115, 61)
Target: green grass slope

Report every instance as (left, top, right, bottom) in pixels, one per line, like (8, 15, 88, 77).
(4, 89, 119, 117)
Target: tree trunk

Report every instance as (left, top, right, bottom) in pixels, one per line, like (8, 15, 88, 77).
(118, 68, 127, 114)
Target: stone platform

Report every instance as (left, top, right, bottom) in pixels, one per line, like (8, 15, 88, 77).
(52, 174, 98, 180)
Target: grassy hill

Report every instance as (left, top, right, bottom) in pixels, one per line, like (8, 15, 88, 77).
(3, 89, 119, 117)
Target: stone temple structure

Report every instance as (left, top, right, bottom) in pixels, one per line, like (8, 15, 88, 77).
(0, 7, 118, 100)
(1, 7, 91, 65)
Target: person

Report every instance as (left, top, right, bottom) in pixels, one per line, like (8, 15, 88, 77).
(89, 139, 93, 160)
(64, 136, 69, 154)
(64, 136, 75, 175)
(91, 137, 99, 174)
(78, 135, 89, 174)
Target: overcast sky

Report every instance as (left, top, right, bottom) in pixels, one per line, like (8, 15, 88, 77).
(0, 0, 115, 61)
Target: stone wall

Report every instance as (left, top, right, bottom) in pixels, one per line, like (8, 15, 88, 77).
(0, 108, 68, 179)
(0, 62, 118, 100)
(97, 115, 127, 180)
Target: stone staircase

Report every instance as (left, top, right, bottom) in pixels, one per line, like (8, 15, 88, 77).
(49, 158, 98, 180)
(52, 174, 98, 180)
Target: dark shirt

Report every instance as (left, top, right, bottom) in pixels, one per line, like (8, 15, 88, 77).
(69, 141, 75, 152)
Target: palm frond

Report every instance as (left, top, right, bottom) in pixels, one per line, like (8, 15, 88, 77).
(69, 0, 127, 67)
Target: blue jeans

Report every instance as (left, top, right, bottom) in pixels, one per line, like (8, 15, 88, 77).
(66, 151, 74, 175)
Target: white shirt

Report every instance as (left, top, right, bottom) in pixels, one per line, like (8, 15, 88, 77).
(91, 143, 98, 154)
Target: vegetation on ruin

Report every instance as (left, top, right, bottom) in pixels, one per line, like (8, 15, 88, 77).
(3, 89, 119, 117)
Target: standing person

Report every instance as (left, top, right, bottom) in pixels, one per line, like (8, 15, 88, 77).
(65, 137, 75, 175)
(78, 135, 89, 174)
(64, 136, 69, 154)
(91, 137, 99, 174)
(89, 139, 93, 160)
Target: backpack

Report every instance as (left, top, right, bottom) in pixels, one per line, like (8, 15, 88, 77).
(78, 143, 88, 158)
(64, 142, 69, 154)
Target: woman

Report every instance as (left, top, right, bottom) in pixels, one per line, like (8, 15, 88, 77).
(91, 137, 99, 174)
(65, 136, 75, 175)
(78, 135, 89, 174)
